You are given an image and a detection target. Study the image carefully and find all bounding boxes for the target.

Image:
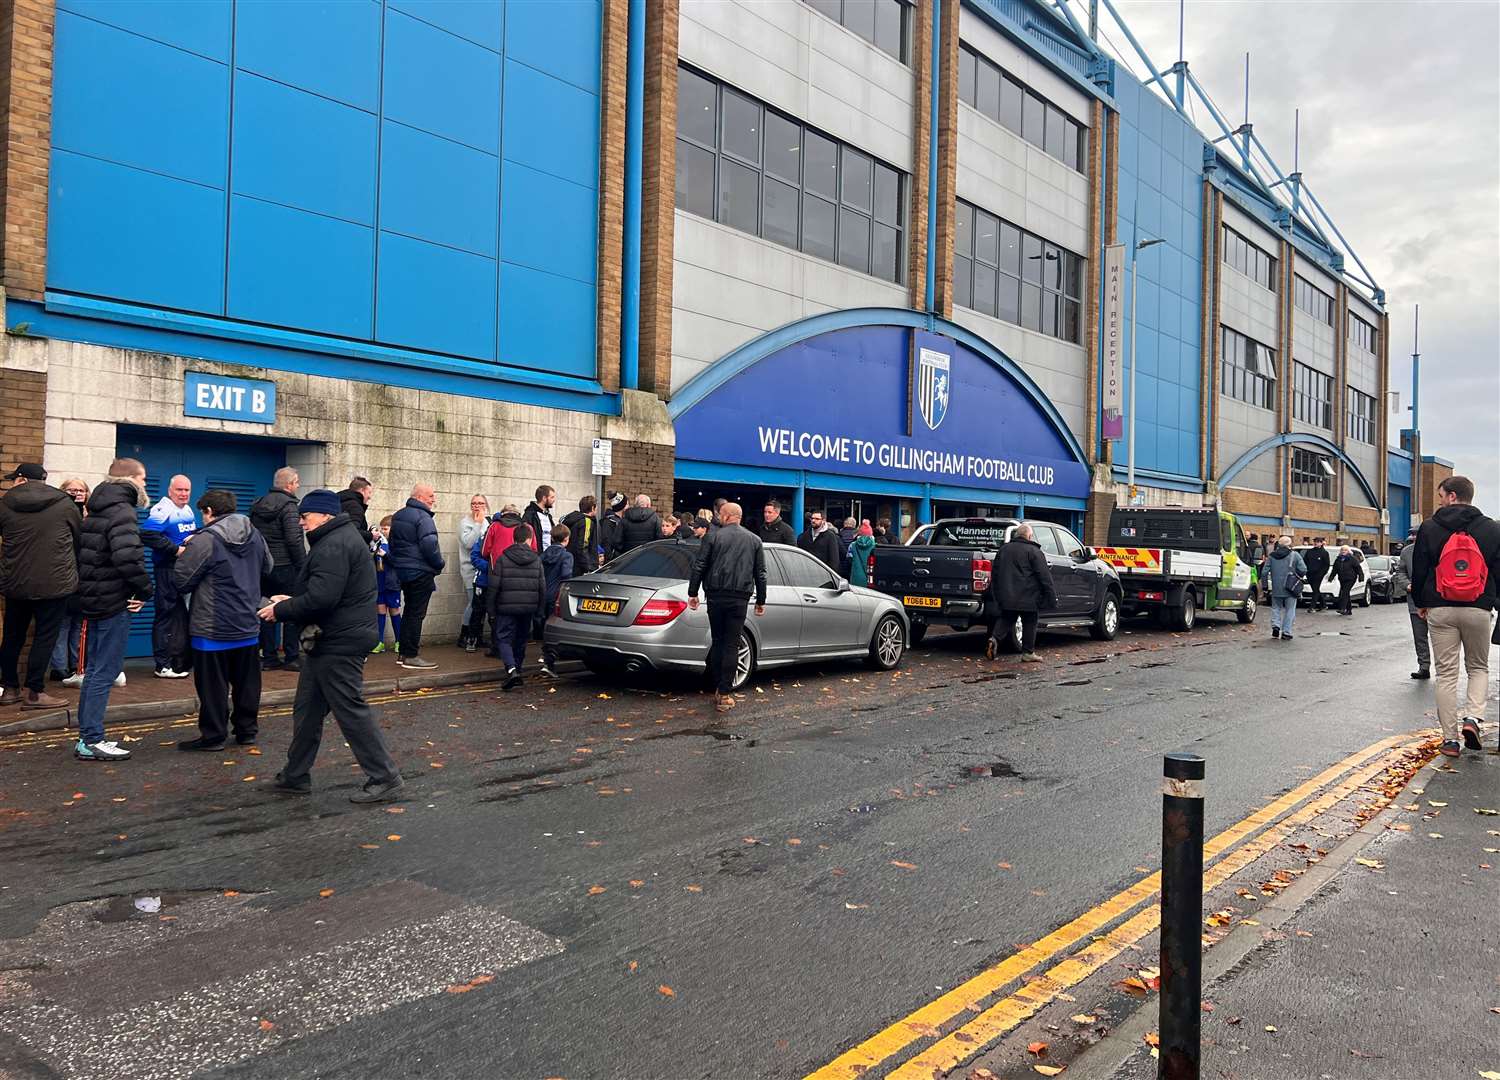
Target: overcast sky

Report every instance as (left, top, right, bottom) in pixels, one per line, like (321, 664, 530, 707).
(1102, 0, 1500, 500)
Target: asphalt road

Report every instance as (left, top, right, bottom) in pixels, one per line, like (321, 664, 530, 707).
(0, 602, 1444, 1079)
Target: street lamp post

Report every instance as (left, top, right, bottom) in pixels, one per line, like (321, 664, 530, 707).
(1128, 237, 1165, 499)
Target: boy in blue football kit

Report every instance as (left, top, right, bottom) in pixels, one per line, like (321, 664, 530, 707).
(371, 514, 402, 654)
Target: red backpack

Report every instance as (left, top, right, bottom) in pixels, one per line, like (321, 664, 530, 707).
(1435, 528, 1488, 602)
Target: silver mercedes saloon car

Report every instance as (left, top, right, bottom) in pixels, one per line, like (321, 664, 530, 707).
(543, 540, 910, 690)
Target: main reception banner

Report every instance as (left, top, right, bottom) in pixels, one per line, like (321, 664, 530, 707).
(674, 324, 1090, 500)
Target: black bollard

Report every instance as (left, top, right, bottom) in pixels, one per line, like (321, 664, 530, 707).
(1159, 752, 1204, 1080)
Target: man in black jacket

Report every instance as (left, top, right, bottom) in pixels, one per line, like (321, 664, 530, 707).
(250, 467, 305, 670)
(487, 522, 546, 690)
(688, 502, 767, 713)
(618, 494, 663, 553)
(561, 494, 599, 577)
(73, 458, 154, 762)
(337, 476, 374, 544)
(986, 523, 1057, 664)
(259, 489, 402, 803)
(757, 501, 796, 546)
(0, 463, 81, 710)
(1410, 475, 1500, 756)
(797, 510, 842, 571)
(1302, 537, 1331, 611)
(521, 485, 557, 553)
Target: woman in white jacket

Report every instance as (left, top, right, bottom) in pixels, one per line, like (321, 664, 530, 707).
(457, 495, 490, 649)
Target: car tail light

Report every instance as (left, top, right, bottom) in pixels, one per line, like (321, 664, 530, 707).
(867, 551, 877, 581)
(554, 591, 563, 617)
(971, 555, 992, 593)
(1137, 590, 1164, 601)
(633, 598, 687, 626)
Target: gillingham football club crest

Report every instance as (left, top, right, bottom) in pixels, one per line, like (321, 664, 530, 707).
(917, 348, 951, 431)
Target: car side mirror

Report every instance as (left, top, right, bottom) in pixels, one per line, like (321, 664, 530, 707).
(1077, 547, 1094, 562)
(835, 578, 851, 593)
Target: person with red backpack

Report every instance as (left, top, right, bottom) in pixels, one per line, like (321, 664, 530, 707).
(1411, 475, 1500, 757)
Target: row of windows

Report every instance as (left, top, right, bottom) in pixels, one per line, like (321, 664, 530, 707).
(1222, 225, 1277, 291)
(1349, 312, 1379, 354)
(1221, 326, 1278, 410)
(1347, 387, 1377, 445)
(1293, 275, 1334, 325)
(1292, 361, 1333, 429)
(957, 44, 1087, 173)
(1291, 447, 1335, 501)
(803, 0, 910, 63)
(676, 66, 905, 284)
(953, 199, 1083, 343)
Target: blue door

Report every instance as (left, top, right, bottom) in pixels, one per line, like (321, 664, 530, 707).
(115, 427, 289, 659)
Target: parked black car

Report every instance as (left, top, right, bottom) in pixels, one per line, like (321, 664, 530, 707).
(1365, 554, 1405, 603)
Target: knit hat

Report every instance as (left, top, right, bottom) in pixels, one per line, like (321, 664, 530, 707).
(608, 492, 627, 512)
(299, 488, 341, 516)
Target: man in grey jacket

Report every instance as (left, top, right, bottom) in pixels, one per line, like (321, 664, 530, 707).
(1394, 530, 1429, 679)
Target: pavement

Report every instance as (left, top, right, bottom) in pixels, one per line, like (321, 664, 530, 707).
(0, 603, 1493, 1079)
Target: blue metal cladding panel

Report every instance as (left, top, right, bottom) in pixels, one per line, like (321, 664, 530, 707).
(57, 0, 231, 59)
(500, 161, 597, 284)
(234, 0, 381, 111)
(505, 0, 602, 93)
(501, 59, 601, 190)
(1112, 74, 1206, 480)
(49, 150, 226, 313)
(227, 196, 374, 339)
(230, 72, 378, 225)
(499, 263, 597, 378)
(376, 232, 497, 361)
(379, 120, 499, 257)
(383, 8, 502, 154)
(51, 12, 229, 188)
(389, 0, 504, 51)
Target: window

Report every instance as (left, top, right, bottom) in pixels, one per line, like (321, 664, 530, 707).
(1220, 326, 1277, 410)
(802, 0, 910, 62)
(1347, 387, 1377, 444)
(957, 44, 1087, 173)
(1221, 224, 1277, 292)
(606, 544, 695, 579)
(772, 548, 838, 589)
(1292, 361, 1333, 429)
(1349, 312, 1379, 354)
(953, 199, 1082, 343)
(1053, 526, 1086, 559)
(675, 66, 905, 284)
(1293, 275, 1334, 324)
(1291, 447, 1334, 501)
(1032, 527, 1062, 556)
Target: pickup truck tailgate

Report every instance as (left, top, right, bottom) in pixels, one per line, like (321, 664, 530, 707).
(871, 546, 990, 617)
(1097, 547, 1221, 580)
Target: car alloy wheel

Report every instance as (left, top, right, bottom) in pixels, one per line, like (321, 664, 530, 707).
(871, 615, 904, 669)
(731, 631, 755, 690)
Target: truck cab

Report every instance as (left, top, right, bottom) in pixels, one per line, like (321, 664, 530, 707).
(1100, 507, 1258, 630)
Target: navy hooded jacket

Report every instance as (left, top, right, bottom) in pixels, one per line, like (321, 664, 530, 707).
(171, 513, 272, 647)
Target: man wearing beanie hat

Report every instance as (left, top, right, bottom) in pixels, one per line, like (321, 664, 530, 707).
(599, 492, 627, 565)
(259, 488, 403, 802)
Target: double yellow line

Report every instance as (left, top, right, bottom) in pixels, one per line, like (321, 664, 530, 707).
(808, 731, 1432, 1080)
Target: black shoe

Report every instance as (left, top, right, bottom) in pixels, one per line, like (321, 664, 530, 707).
(1411, 668, 1430, 680)
(1271, 627, 1281, 638)
(1462, 720, 1482, 751)
(464, 640, 477, 653)
(1282, 633, 1293, 641)
(502, 667, 522, 690)
(271, 771, 311, 795)
(48, 669, 65, 683)
(280, 657, 301, 672)
(177, 737, 226, 752)
(261, 658, 283, 671)
(235, 734, 257, 746)
(350, 776, 404, 803)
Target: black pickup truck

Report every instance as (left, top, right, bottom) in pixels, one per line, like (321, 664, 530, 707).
(870, 518, 1123, 649)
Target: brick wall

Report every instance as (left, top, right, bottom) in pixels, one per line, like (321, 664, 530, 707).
(1221, 486, 1283, 521)
(602, 439, 675, 513)
(595, 0, 629, 391)
(905, 0, 932, 312)
(930, 0, 958, 318)
(1417, 459, 1453, 520)
(637, 0, 679, 396)
(0, 0, 53, 301)
(1289, 496, 1337, 523)
(1082, 488, 1115, 547)
(0, 364, 44, 475)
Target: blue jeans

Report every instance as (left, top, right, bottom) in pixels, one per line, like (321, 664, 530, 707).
(49, 615, 82, 674)
(77, 611, 131, 743)
(1270, 595, 1298, 636)
(493, 613, 530, 670)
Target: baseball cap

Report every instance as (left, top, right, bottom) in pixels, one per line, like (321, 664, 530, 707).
(3, 463, 45, 481)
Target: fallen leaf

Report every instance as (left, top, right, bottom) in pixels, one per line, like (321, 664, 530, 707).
(386, 834, 402, 841)
(258, 1019, 275, 1032)
(787, 838, 802, 846)
(1201, 1001, 1215, 1013)
(241, 775, 257, 782)
(1427, 800, 1448, 807)
(844, 902, 868, 910)
(890, 860, 918, 870)
(628, 960, 638, 972)
(386, 806, 405, 814)
(112, 797, 127, 803)
(246, 746, 262, 756)
(1144, 1032, 1160, 1048)
(429, 762, 445, 769)
(1226, 1016, 1243, 1025)
(657, 984, 675, 998)
(318, 888, 334, 898)
(1034, 1067, 1066, 1077)
(1070, 1013, 1097, 1024)
(1114, 976, 1150, 997)
(360, 843, 380, 850)
(587, 885, 607, 895)
(1264, 1025, 1278, 1032)
(1475, 808, 1500, 816)
(997, 861, 1013, 870)
(629, 880, 645, 888)
(1429, 833, 1444, 839)
(968, 1069, 996, 1080)
(685, 884, 703, 893)
(71, 792, 85, 800)
(1027, 1040, 1048, 1056)
(223, 890, 240, 897)
(1355, 857, 1385, 869)
(1479, 1073, 1500, 1080)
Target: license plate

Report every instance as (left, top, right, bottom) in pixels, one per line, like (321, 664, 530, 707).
(903, 595, 942, 609)
(578, 597, 623, 615)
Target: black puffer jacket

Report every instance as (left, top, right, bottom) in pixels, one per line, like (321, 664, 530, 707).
(272, 514, 377, 655)
(993, 537, 1057, 613)
(250, 488, 304, 570)
(601, 513, 625, 561)
(0, 481, 81, 599)
(689, 522, 768, 604)
(1302, 545, 1331, 588)
(1332, 552, 1366, 586)
(337, 488, 372, 544)
(798, 526, 842, 572)
(488, 543, 546, 617)
(76, 479, 153, 618)
(618, 506, 662, 553)
(757, 517, 796, 546)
